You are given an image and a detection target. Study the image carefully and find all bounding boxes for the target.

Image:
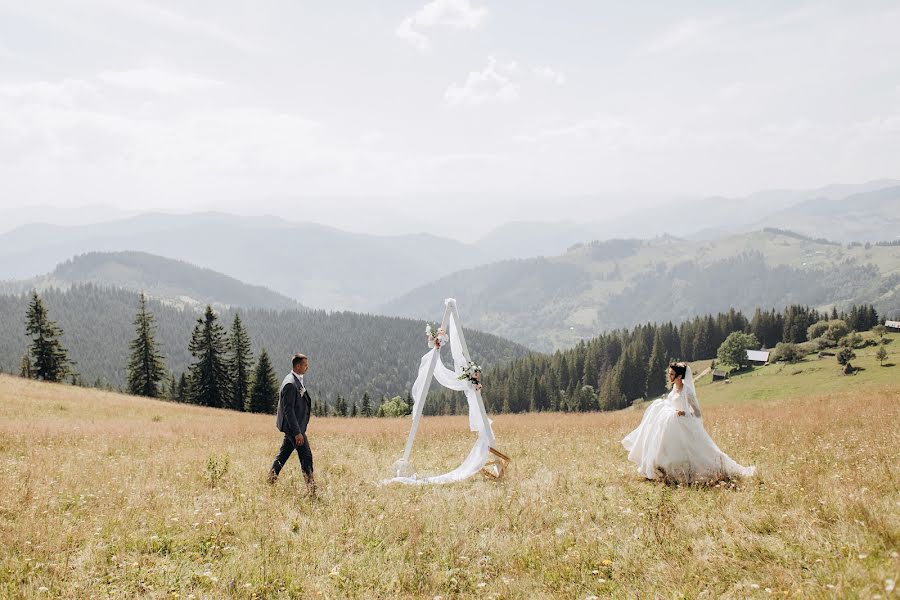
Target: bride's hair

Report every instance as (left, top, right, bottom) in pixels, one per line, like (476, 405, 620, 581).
(668, 362, 687, 380)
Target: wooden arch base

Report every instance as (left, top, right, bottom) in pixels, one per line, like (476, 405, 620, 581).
(480, 447, 511, 480)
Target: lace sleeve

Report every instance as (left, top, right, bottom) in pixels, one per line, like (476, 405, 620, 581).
(686, 388, 702, 418)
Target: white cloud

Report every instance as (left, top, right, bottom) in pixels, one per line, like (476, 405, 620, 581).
(514, 116, 627, 143)
(0, 78, 99, 105)
(96, 0, 258, 52)
(444, 57, 519, 107)
(642, 16, 727, 54)
(396, 0, 488, 50)
(533, 66, 565, 85)
(98, 67, 223, 94)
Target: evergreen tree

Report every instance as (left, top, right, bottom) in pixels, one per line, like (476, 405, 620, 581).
(620, 338, 647, 402)
(646, 330, 669, 398)
(187, 305, 231, 408)
(227, 314, 254, 412)
(333, 395, 348, 416)
(248, 349, 278, 413)
(25, 291, 72, 382)
(350, 401, 358, 417)
(19, 353, 32, 379)
(126, 293, 166, 397)
(361, 392, 372, 417)
(176, 373, 188, 401)
(167, 373, 177, 400)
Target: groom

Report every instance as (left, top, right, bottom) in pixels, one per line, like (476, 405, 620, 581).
(268, 353, 315, 494)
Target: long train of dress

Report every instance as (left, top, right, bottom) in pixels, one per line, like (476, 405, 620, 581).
(622, 387, 755, 484)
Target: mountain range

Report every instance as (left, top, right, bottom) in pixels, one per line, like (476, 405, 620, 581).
(381, 230, 900, 350)
(2, 180, 898, 313)
(0, 251, 302, 311)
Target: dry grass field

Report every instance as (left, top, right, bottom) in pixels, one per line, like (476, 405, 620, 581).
(1, 370, 898, 598)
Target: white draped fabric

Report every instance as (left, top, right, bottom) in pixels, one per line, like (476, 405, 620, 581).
(385, 300, 495, 485)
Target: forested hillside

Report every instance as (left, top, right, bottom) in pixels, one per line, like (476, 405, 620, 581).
(0, 285, 528, 404)
(383, 231, 900, 350)
(0, 251, 301, 311)
(424, 303, 883, 416)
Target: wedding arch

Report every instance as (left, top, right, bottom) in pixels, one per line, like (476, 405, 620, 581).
(385, 298, 510, 485)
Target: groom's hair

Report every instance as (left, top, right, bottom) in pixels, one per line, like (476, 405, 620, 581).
(669, 362, 687, 379)
(292, 353, 308, 368)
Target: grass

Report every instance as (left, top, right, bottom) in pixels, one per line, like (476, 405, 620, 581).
(698, 332, 898, 407)
(0, 364, 898, 598)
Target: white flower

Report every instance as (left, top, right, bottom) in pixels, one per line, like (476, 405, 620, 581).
(886, 579, 895, 593)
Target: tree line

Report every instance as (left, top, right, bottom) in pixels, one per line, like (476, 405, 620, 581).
(423, 303, 883, 416)
(13, 288, 884, 417)
(0, 284, 527, 403)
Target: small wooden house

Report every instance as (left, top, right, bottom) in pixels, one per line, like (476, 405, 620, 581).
(886, 320, 900, 332)
(746, 350, 771, 365)
(712, 369, 729, 382)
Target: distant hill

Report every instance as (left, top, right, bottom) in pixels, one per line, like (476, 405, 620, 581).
(0, 213, 601, 312)
(595, 179, 900, 241)
(2, 181, 898, 313)
(749, 185, 900, 243)
(0, 251, 302, 311)
(381, 230, 900, 350)
(0, 213, 493, 311)
(0, 285, 529, 402)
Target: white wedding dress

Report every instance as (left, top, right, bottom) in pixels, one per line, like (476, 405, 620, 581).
(621, 367, 755, 483)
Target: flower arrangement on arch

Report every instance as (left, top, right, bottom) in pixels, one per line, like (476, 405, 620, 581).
(457, 361, 483, 391)
(426, 323, 448, 349)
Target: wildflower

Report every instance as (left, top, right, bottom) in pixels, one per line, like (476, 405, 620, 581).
(886, 579, 895, 593)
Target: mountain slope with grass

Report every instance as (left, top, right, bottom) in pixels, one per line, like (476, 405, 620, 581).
(382, 230, 900, 350)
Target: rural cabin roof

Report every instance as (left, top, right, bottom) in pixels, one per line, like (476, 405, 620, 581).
(746, 350, 771, 362)
(886, 320, 900, 329)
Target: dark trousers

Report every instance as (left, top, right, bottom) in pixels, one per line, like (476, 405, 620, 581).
(271, 433, 314, 478)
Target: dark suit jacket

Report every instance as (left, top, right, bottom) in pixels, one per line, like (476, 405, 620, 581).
(276, 375, 311, 438)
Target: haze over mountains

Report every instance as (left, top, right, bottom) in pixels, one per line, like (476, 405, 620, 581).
(2, 180, 898, 315)
(0, 251, 302, 311)
(382, 230, 900, 350)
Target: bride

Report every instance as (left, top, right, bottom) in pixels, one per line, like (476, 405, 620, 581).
(621, 362, 756, 484)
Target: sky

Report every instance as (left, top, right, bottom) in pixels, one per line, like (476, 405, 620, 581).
(1, 0, 899, 235)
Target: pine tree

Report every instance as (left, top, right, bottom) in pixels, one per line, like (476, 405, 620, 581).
(334, 395, 348, 417)
(25, 291, 72, 382)
(177, 373, 188, 401)
(248, 349, 278, 413)
(19, 353, 32, 379)
(350, 401, 358, 417)
(361, 391, 372, 417)
(227, 314, 254, 412)
(167, 374, 177, 400)
(646, 330, 669, 398)
(187, 306, 231, 408)
(126, 293, 166, 397)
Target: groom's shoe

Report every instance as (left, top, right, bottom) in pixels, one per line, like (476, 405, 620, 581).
(267, 469, 278, 485)
(305, 474, 317, 497)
